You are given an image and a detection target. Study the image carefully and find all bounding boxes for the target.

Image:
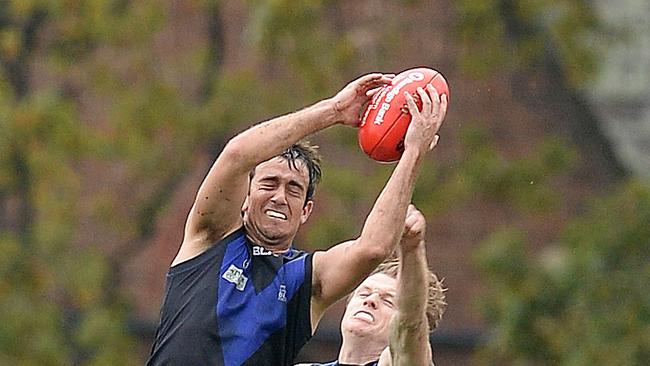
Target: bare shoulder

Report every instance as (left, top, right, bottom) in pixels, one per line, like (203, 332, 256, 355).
(172, 225, 241, 266)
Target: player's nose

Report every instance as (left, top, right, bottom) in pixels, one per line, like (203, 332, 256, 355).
(270, 188, 288, 205)
(363, 295, 379, 309)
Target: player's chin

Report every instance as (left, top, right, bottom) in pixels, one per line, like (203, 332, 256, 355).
(346, 316, 374, 327)
(260, 225, 294, 243)
(348, 324, 378, 338)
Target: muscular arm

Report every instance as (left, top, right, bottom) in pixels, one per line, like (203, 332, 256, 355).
(174, 74, 392, 265)
(311, 86, 447, 327)
(379, 208, 433, 366)
(310, 148, 424, 322)
(387, 243, 432, 366)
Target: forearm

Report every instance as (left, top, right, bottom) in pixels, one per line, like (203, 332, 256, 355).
(224, 99, 338, 169)
(359, 76, 446, 264)
(357, 148, 423, 260)
(390, 242, 432, 366)
(310, 148, 425, 316)
(396, 242, 428, 320)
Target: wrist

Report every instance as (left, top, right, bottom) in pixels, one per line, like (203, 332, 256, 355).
(400, 237, 425, 252)
(399, 147, 424, 169)
(317, 98, 344, 126)
(402, 145, 423, 159)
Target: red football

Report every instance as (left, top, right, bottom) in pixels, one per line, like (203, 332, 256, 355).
(358, 67, 449, 162)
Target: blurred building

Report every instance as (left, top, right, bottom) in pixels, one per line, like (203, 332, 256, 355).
(589, 0, 650, 180)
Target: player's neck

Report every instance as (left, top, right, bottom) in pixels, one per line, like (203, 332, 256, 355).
(243, 222, 294, 253)
(338, 335, 384, 365)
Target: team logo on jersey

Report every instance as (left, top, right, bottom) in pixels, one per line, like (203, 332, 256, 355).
(252, 245, 274, 256)
(222, 264, 248, 291)
(277, 284, 287, 302)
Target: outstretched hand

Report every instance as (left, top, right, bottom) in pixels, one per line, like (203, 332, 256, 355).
(331, 73, 394, 127)
(403, 84, 448, 155)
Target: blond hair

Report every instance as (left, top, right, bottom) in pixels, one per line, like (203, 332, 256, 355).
(370, 257, 447, 332)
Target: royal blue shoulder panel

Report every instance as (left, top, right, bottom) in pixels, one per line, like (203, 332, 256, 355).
(217, 236, 309, 366)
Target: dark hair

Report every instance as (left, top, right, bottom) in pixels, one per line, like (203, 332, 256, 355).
(281, 141, 322, 201)
(250, 141, 322, 203)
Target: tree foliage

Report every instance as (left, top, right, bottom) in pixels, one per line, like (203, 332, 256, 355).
(475, 181, 650, 365)
(0, 1, 209, 364)
(448, 1, 649, 364)
(454, 0, 603, 86)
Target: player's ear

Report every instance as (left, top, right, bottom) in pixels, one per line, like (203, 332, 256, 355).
(300, 200, 314, 224)
(241, 196, 249, 216)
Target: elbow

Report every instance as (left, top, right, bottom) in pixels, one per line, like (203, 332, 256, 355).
(221, 137, 255, 168)
(222, 137, 246, 161)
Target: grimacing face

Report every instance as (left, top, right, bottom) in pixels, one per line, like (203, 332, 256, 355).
(341, 273, 397, 343)
(242, 157, 313, 248)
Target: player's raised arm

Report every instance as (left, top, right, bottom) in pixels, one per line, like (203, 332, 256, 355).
(175, 74, 392, 265)
(377, 206, 438, 366)
(311, 84, 448, 326)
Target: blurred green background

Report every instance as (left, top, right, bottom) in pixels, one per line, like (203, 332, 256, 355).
(1, 0, 648, 365)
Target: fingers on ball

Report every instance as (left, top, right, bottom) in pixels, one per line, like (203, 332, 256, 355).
(405, 92, 420, 114)
(417, 87, 431, 114)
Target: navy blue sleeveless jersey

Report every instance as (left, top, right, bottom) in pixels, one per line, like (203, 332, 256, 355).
(146, 228, 313, 366)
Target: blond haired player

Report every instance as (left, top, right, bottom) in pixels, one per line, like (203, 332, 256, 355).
(298, 205, 446, 366)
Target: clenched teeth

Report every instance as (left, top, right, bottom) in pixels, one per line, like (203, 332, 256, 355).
(354, 311, 374, 322)
(265, 210, 287, 220)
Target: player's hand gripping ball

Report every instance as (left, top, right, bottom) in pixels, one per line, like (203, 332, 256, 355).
(358, 67, 449, 162)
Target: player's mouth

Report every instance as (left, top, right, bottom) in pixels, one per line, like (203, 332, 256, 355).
(353, 310, 374, 323)
(265, 209, 287, 220)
